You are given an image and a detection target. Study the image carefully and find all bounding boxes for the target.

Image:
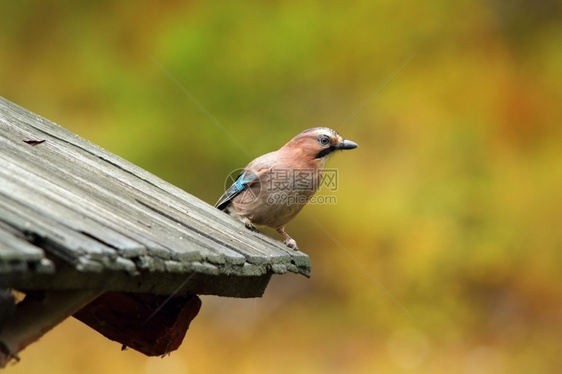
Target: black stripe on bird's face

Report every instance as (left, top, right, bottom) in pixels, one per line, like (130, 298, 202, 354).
(315, 146, 336, 159)
(315, 138, 359, 158)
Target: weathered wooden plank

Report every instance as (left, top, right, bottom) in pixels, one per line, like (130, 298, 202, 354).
(0, 96, 311, 299)
(0, 129, 244, 267)
(0, 125, 195, 259)
(0, 197, 116, 272)
(0, 223, 45, 263)
(0, 153, 193, 263)
(0, 152, 147, 256)
(0, 103, 301, 268)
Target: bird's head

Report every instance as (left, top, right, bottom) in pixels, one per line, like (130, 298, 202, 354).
(283, 127, 358, 162)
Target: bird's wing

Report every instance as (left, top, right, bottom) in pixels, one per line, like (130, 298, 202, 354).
(215, 170, 257, 210)
(215, 153, 276, 211)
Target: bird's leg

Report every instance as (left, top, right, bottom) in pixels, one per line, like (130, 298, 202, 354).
(277, 227, 299, 251)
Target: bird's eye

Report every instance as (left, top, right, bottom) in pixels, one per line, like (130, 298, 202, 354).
(317, 134, 331, 146)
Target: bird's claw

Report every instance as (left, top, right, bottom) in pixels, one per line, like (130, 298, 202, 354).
(244, 221, 259, 232)
(284, 238, 299, 251)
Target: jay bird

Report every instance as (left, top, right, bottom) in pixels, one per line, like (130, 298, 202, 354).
(215, 127, 358, 250)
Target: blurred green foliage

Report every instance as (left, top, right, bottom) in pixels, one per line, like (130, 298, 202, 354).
(2, 0, 562, 373)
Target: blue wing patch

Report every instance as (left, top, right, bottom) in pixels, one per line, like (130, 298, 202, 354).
(215, 170, 257, 210)
(233, 171, 254, 192)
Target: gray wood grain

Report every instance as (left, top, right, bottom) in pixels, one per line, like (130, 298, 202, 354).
(0, 97, 310, 298)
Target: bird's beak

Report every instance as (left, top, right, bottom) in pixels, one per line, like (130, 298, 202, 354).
(336, 139, 359, 150)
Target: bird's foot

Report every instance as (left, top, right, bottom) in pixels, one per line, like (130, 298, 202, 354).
(277, 227, 299, 251)
(284, 238, 299, 251)
(243, 219, 259, 233)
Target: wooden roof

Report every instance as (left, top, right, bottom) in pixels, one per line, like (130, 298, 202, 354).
(0, 97, 310, 297)
(0, 97, 311, 363)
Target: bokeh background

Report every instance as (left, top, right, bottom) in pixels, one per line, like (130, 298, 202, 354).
(2, 0, 562, 373)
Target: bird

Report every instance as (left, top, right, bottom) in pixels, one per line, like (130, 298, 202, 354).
(215, 127, 358, 251)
